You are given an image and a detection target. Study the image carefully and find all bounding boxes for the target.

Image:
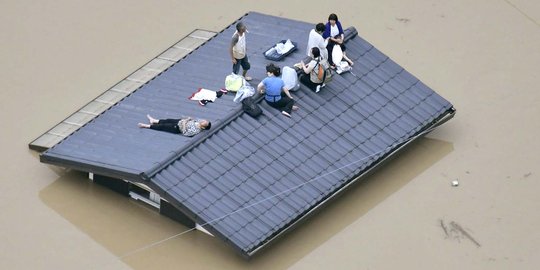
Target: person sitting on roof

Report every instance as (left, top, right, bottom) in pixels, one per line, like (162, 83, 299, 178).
(138, 115, 211, 137)
(300, 47, 329, 93)
(257, 63, 298, 118)
(323, 13, 354, 68)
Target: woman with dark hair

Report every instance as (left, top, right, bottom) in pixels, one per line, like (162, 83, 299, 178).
(257, 63, 298, 117)
(300, 47, 329, 93)
(323, 13, 354, 67)
(138, 115, 211, 137)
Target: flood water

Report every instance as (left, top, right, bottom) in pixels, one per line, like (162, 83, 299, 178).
(2, 1, 540, 269)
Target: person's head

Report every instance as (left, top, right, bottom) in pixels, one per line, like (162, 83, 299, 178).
(199, 120, 211, 130)
(311, 47, 321, 58)
(315, 23, 325, 33)
(265, 63, 281, 77)
(328, 13, 338, 25)
(236, 22, 247, 34)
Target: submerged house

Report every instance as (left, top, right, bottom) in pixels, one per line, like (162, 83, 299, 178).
(32, 12, 455, 258)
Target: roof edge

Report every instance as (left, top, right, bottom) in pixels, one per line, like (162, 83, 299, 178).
(144, 181, 252, 259)
(40, 152, 143, 182)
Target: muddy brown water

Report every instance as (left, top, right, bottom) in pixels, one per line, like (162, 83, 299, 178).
(2, 1, 540, 269)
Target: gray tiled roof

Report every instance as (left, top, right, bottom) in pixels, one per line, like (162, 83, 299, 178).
(41, 12, 454, 258)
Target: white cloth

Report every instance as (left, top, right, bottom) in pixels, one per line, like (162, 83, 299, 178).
(330, 24, 339, 37)
(232, 31, 246, 59)
(189, 88, 217, 102)
(281, 66, 299, 91)
(307, 29, 328, 59)
(332, 43, 343, 63)
(265, 47, 277, 56)
(275, 39, 295, 54)
(233, 84, 255, 103)
(336, 61, 352, 74)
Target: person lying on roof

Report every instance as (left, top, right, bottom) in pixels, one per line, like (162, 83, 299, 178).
(138, 115, 211, 137)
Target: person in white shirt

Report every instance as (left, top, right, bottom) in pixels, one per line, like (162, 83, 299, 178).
(230, 22, 252, 81)
(307, 23, 328, 60)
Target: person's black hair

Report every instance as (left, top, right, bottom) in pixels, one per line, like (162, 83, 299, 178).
(328, 13, 338, 21)
(311, 47, 321, 58)
(315, 23, 326, 33)
(265, 63, 281, 77)
(205, 122, 211, 130)
(236, 22, 245, 31)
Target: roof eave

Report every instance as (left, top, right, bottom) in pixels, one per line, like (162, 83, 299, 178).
(40, 152, 144, 182)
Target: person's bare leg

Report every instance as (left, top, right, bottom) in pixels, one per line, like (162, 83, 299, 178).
(147, 114, 159, 124)
(242, 69, 252, 81)
(343, 52, 354, 66)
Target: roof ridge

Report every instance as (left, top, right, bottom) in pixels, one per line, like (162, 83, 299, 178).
(142, 93, 266, 180)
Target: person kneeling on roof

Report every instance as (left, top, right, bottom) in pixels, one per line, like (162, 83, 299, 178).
(300, 47, 328, 93)
(257, 63, 299, 118)
(138, 114, 211, 137)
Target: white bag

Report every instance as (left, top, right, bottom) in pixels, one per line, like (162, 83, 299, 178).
(281, 66, 300, 91)
(336, 61, 352, 74)
(332, 43, 344, 64)
(233, 84, 255, 103)
(225, 73, 245, 92)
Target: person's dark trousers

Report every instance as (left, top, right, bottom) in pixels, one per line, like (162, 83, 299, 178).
(150, 119, 181, 134)
(326, 41, 346, 66)
(232, 56, 251, 74)
(266, 96, 295, 114)
(299, 74, 323, 92)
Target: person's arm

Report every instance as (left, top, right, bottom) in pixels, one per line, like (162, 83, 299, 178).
(300, 60, 314, 74)
(181, 118, 189, 132)
(319, 35, 328, 48)
(336, 21, 345, 44)
(283, 87, 293, 99)
(330, 33, 343, 44)
(322, 23, 330, 39)
(182, 121, 201, 137)
(257, 81, 265, 94)
(230, 34, 239, 64)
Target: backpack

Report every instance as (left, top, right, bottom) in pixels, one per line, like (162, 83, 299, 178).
(241, 96, 263, 117)
(281, 66, 300, 91)
(314, 59, 332, 83)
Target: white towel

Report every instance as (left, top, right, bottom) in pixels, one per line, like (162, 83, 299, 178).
(275, 39, 295, 54)
(189, 88, 217, 102)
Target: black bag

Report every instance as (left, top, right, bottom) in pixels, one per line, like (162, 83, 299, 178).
(242, 96, 263, 117)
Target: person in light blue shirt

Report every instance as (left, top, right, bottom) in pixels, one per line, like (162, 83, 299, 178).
(257, 63, 298, 117)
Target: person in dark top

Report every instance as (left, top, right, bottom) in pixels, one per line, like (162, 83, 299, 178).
(322, 13, 354, 67)
(257, 63, 298, 117)
(138, 114, 211, 137)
